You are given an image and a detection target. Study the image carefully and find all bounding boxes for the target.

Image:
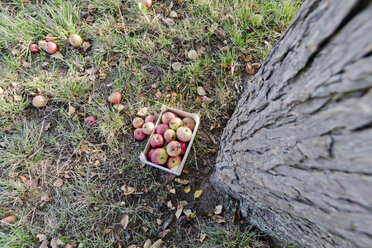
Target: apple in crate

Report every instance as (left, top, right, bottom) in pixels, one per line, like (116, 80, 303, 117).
(166, 141, 181, 157)
(150, 134, 164, 148)
(179, 141, 187, 155)
(151, 148, 168, 165)
(162, 112, 177, 124)
(134, 128, 146, 141)
(142, 122, 155, 135)
(145, 115, 155, 123)
(182, 117, 196, 131)
(133, 117, 145, 128)
(164, 129, 176, 143)
(147, 148, 155, 161)
(167, 156, 182, 170)
(155, 123, 169, 136)
(177, 126, 192, 142)
(169, 117, 183, 130)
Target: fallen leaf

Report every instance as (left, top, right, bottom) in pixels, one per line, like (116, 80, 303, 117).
(51, 51, 63, 59)
(86, 15, 94, 22)
(174, 178, 189, 185)
(245, 62, 254, 74)
(252, 62, 261, 69)
(157, 219, 163, 225)
(121, 185, 135, 195)
(137, 107, 148, 117)
(214, 205, 223, 215)
(200, 234, 207, 242)
(86, 67, 97, 75)
(167, 200, 175, 210)
(197, 86, 206, 96)
(50, 238, 64, 248)
(68, 106, 76, 116)
(144, 239, 152, 248)
(120, 214, 129, 229)
(155, 91, 162, 98)
(170, 11, 178, 18)
(159, 229, 170, 238)
(23, 61, 31, 68)
(25, 177, 38, 190)
(13, 95, 22, 102)
(82, 41, 91, 52)
(150, 239, 164, 248)
(0, 215, 16, 227)
(243, 55, 252, 62)
(37, 234, 47, 242)
(166, 184, 176, 194)
(172, 62, 182, 71)
(39, 240, 49, 248)
(212, 215, 226, 223)
(143, 206, 154, 213)
(233, 209, 241, 225)
(209, 23, 218, 32)
(215, 27, 226, 40)
(103, 229, 111, 234)
(183, 209, 192, 217)
(113, 104, 125, 112)
(224, 14, 234, 23)
(163, 18, 175, 27)
(184, 185, 191, 193)
(179, 200, 188, 206)
(19, 175, 27, 183)
(53, 178, 63, 188)
(175, 204, 184, 219)
(194, 190, 203, 198)
(142, 226, 149, 233)
(221, 63, 231, 68)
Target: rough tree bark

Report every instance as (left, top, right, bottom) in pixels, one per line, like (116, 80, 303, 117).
(211, 0, 372, 247)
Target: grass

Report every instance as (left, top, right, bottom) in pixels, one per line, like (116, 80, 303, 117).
(0, 0, 301, 247)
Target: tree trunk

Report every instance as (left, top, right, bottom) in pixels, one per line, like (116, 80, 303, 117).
(211, 0, 372, 247)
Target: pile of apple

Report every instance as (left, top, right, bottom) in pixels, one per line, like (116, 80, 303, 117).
(133, 111, 195, 172)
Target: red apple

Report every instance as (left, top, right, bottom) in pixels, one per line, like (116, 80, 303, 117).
(167, 156, 182, 170)
(32, 95, 47, 108)
(166, 141, 181, 157)
(147, 148, 155, 161)
(179, 141, 187, 155)
(188, 50, 198, 60)
(88, 4, 97, 13)
(145, 115, 155, 123)
(177, 126, 192, 142)
(182, 117, 196, 131)
(155, 123, 169, 136)
(108, 91, 122, 104)
(134, 128, 146, 141)
(85, 116, 96, 127)
(69, 34, 83, 47)
(144, 0, 152, 8)
(45, 41, 58, 54)
(150, 134, 164, 148)
(142, 122, 155, 135)
(38, 40, 47, 49)
(161, 112, 177, 124)
(169, 117, 183, 130)
(164, 129, 176, 143)
(46, 34, 56, 42)
(133, 117, 145, 128)
(30, 44, 39, 54)
(151, 148, 168, 165)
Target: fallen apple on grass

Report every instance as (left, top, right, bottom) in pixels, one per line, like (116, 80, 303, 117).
(150, 134, 164, 148)
(142, 122, 155, 135)
(177, 126, 192, 142)
(45, 41, 58, 54)
(85, 116, 96, 127)
(169, 117, 183, 130)
(166, 141, 181, 157)
(88, 4, 97, 13)
(151, 148, 168, 165)
(167, 156, 182, 170)
(145, 115, 155, 123)
(144, 0, 152, 8)
(108, 91, 122, 104)
(164, 129, 176, 143)
(45, 34, 56, 42)
(179, 141, 187, 155)
(182, 117, 195, 131)
(162, 112, 177, 124)
(134, 128, 146, 141)
(69, 34, 83, 47)
(188, 50, 198, 60)
(30, 44, 39, 54)
(38, 40, 47, 49)
(155, 123, 169, 136)
(32, 95, 47, 108)
(133, 117, 145, 128)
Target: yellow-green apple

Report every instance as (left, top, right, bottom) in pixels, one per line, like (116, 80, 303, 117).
(188, 50, 198, 60)
(182, 117, 195, 131)
(144, 0, 152, 8)
(145, 115, 155, 123)
(69, 34, 83, 47)
(162, 112, 177, 124)
(108, 91, 122, 104)
(32, 95, 47, 108)
(179, 141, 187, 155)
(142, 122, 154, 135)
(177, 126, 192, 142)
(155, 123, 169, 135)
(167, 156, 182, 170)
(134, 128, 146, 141)
(150, 134, 164, 148)
(166, 141, 181, 157)
(169, 117, 183, 130)
(30, 44, 39, 54)
(164, 129, 176, 143)
(151, 148, 168, 165)
(85, 116, 96, 127)
(132, 117, 145, 128)
(147, 148, 155, 161)
(45, 41, 58, 54)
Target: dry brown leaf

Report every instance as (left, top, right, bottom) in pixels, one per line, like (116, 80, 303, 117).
(86, 67, 97, 75)
(25, 177, 38, 190)
(170, 11, 178, 18)
(184, 185, 191, 193)
(155, 91, 162, 98)
(137, 107, 148, 117)
(143, 206, 154, 213)
(19, 175, 27, 183)
(221, 63, 231, 68)
(120, 214, 129, 229)
(82, 42, 91, 52)
(103, 229, 111, 234)
(0, 215, 16, 227)
(172, 62, 182, 71)
(214, 205, 223, 215)
(142, 226, 149, 233)
(200, 234, 207, 242)
(215, 28, 226, 40)
(245, 62, 255, 74)
(194, 190, 203, 198)
(175, 204, 184, 219)
(212, 215, 226, 223)
(53, 178, 63, 188)
(252, 62, 261, 69)
(167, 200, 175, 210)
(51, 52, 63, 59)
(159, 229, 170, 238)
(163, 18, 175, 27)
(68, 106, 75, 116)
(156, 218, 163, 226)
(113, 104, 125, 112)
(244, 55, 252, 62)
(174, 178, 189, 185)
(166, 184, 176, 194)
(150, 239, 164, 248)
(144, 239, 152, 248)
(224, 14, 234, 23)
(196, 86, 206, 96)
(121, 185, 135, 195)
(50, 238, 64, 248)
